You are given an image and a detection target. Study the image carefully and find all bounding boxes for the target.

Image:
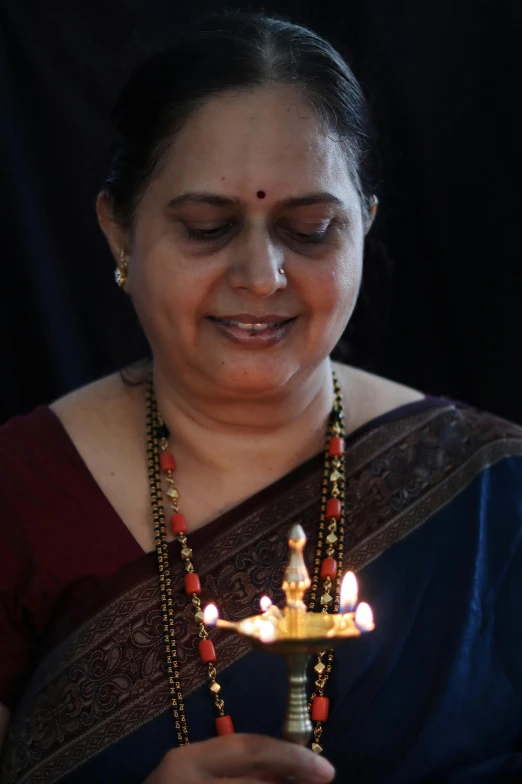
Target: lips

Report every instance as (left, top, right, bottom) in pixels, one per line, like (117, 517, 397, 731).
(207, 314, 297, 346)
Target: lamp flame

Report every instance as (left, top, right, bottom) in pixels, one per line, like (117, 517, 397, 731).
(260, 596, 272, 612)
(203, 604, 219, 626)
(354, 602, 374, 632)
(339, 571, 358, 613)
(259, 620, 276, 642)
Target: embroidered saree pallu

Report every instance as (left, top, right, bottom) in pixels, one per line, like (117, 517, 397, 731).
(3, 399, 522, 783)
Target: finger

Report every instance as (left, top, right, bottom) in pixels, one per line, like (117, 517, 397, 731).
(198, 734, 335, 783)
(216, 778, 296, 784)
(224, 771, 280, 784)
(214, 779, 280, 784)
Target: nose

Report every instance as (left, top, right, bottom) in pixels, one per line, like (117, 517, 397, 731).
(226, 224, 287, 297)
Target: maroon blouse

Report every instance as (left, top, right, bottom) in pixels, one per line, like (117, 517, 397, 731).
(0, 406, 142, 709)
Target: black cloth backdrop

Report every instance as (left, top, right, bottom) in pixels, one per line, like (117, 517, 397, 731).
(1, 0, 521, 425)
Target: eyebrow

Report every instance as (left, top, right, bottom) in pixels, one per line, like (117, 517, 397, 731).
(166, 191, 344, 209)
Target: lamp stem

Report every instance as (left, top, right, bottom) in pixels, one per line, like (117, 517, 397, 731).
(283, 653, 313, 746)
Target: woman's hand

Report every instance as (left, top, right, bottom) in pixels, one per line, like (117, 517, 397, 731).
(144, 734, 336, 783)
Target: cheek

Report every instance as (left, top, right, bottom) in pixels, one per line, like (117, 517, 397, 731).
(129, 220, 195, 312)
(129, 250, 210, 339)
(303, 246, 363, 319)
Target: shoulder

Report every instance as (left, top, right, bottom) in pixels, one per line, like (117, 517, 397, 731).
(332, 361, 522, 448)
(332, 362, 425, 432)
(49, 369, 149, 504)
(0, 404, 76, 504)
(50, 368, 147, 443)
(0, 368, 147, 569)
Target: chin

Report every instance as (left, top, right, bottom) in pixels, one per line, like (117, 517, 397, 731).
(203, 356, 301, 397)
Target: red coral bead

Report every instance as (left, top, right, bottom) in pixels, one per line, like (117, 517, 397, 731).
(171, 513, 187, 535)
(311, 696, 329, 722)
(215, 715, 235, 735)
(325, 497, 341, 520)
(199, 639, 217, 664)
(328, 437, 344, 457)
(160, 452, 176, 472)
(184, 573, 201, 595)
(320, 557, 337, 579)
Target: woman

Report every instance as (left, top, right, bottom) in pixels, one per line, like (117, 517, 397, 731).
(1, 11, 522, 783)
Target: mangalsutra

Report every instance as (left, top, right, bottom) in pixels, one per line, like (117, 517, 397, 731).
(146, 371, 346, 752)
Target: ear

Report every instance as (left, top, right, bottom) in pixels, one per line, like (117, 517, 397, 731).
(96, 191, 127, 261)
(364, 195, 379, 235)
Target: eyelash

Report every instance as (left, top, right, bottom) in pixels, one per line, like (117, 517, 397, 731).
(187, 225, 233, 241)
(186, 224, 330, 244)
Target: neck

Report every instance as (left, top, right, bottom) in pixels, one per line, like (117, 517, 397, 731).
(152, 360, 338, 475)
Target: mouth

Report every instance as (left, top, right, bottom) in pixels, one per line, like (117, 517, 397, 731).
(207, 315, 297, 346)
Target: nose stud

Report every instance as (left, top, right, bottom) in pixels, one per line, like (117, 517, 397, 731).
(278, 267, 285, 276)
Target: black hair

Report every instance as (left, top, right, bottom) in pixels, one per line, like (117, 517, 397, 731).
(103, 11, 378, 225)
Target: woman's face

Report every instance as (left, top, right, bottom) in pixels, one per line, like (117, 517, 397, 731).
(124, 85, 367, 399)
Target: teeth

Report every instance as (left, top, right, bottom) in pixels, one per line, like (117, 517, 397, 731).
(226, 321, 279, 330)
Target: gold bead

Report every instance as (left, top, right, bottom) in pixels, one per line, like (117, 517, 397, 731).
(326, 532, 338, 544)
(210, 682, 221, 694)
(314, 661, 326, 675)
(194, 610, 204, 622)
(167, 487, 179, 499)
(312, 743, 323, 754)
(181, 547, 193, 559)
(330, 469, 342, 482)
(320, 593, 333, 605)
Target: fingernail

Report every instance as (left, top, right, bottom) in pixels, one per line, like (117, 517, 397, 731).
(314, 755, 335, 782)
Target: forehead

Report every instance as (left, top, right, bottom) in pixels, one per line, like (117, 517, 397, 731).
(153, 85, 359, 205)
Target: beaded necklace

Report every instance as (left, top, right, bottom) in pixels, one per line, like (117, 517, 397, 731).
(146, 371, 346, 754)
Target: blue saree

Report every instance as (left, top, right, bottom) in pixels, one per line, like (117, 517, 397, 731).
(2, 398, 522, 782)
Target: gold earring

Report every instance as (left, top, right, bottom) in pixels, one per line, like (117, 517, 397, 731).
(115, 248, 128, 288)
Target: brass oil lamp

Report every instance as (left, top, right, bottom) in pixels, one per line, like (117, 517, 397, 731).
(204, 523, 374, 746)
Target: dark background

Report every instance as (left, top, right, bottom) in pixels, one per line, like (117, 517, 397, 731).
(1, 0, 521, 426)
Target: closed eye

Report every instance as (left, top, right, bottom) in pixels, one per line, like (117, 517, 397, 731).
(185, 223, 331, 245)
(291, 229, 329, 244)
(186, 224, 234, 241)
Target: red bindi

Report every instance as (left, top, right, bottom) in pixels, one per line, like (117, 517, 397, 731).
(256, 190, 266, 199)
